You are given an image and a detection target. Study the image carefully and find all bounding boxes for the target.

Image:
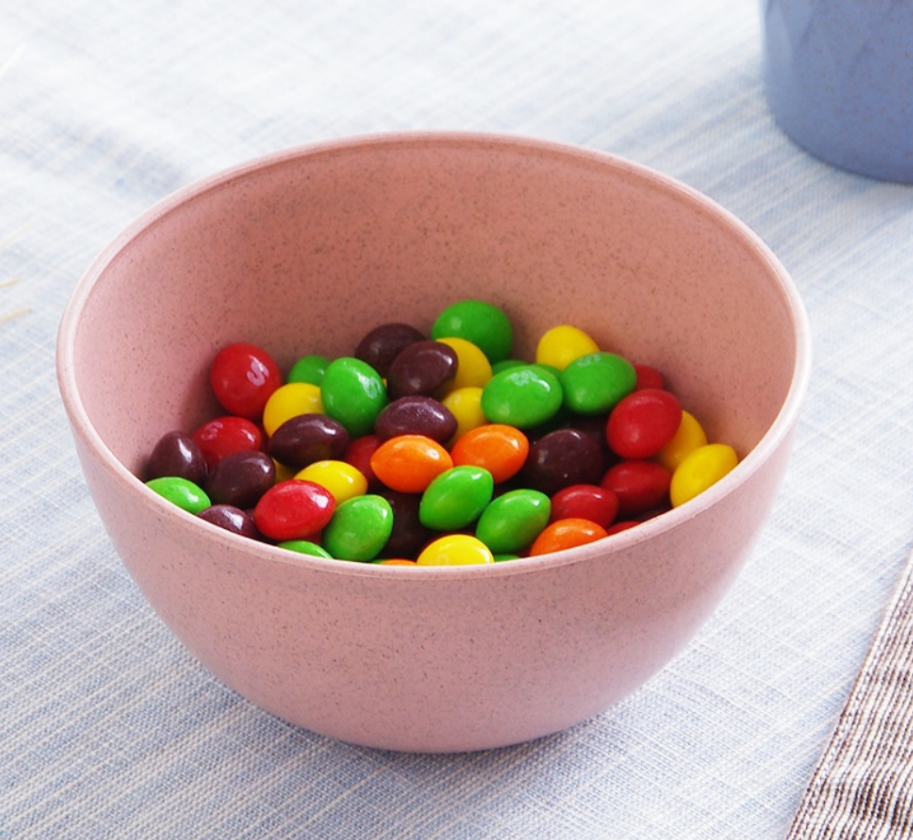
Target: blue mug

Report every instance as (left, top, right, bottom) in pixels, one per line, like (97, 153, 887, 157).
(762, 0, 913, 183)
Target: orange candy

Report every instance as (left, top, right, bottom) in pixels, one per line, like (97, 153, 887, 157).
(450, 423, 529, 484)
(528, 517, 609, 556)
(369, 434, 453, 493)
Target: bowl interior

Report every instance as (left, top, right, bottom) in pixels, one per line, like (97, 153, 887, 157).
(67, 134, 800, 486)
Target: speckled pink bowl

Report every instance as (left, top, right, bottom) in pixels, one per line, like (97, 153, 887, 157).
(57, 133, 810, 753)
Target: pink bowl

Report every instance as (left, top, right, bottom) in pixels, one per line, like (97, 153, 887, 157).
(57, 133, 810, 752)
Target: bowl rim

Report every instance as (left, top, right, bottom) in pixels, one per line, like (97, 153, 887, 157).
(56, 130, 812, 580)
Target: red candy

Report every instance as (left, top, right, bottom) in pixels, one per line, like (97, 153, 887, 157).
(210, 342, 282, 419)
(601, 459, 672, 516)
(633, 363, 665, 391)
(606, 388, 682, 459)
(605, 520, 640, 536)
(253, 479, 335, 541)
(344, 435, 382, 488)
(192, 415, 263, 469)
(549, 484, 619, 529)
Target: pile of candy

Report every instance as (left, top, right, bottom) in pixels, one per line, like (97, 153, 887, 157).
(144, 300, 738, 566)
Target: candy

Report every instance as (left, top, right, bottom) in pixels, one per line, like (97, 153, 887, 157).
(272, 459, 297, 483)
(253, 479, 335, 542)
(559, 352, 636, 415)
(386, 340, 458, 399)
(377, 490, 434, 559)
(669, 443, 738, 507)
(374, 395, 457, 443)
(198, 504, 259, 538)
(416, 533, 495, 566)
(321, 494, 394, 561)
(209, 342, 282, 420)
(522, 428, 605, 495)
(146, 430, 207, 485)
(144, 298, 740, 565)
(450, 423, 529, 484)
(354, 322, 425, 377)
(605, 520, 640, 536)
(434, 336, 493, 391)
(529, 518, 609, 555)
(320, 357, 388, 438)
(267, 413, 350, 470)
(369, 434, 453, 493)
(606, 388, 682, 459)
(287, 354, 331, 386)
(440, 387, 486, 441)
(535, 325, 600, 371)
(656, 410, 708, 472)
(343, 435, 381, 488)
(146, 476, 211, 514)
(474, 488, 551, 555)
(294, 459, 368, 505)
(419, 465, 494, 531)
(480, 365, 564, 429)
(277, 539, 333, 558)
(558, 414, 613, 462)
(600, 460, 672, 516)
(431, 299, 513, 364)
(633, 363, 665, 391)
(192, 415, 263, 469)
(491, 359, 524, 374)
(262, 382, 324, 437)
(549, 484, 619, 529)
(206, 450, 276, 509)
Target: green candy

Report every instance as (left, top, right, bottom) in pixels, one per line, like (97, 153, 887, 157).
(287, 354, 331, 386)
(277, 539, 333, 559)
(559, 352, 637, 415)
(431, 299, 514, 364)
(491, 358, 524, 375)
(475, 489, 551, 555)
(322, 494, 394, 562)
(419, 466, 494, 531)
(480, 364, 564, 429)
(320, 356, 388, 437)
(145, 476, 210, 514)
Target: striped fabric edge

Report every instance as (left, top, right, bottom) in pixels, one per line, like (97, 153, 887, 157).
(787, 547, 913, 839)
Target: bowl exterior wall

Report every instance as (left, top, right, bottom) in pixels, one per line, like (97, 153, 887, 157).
(73, 419, 797, 752)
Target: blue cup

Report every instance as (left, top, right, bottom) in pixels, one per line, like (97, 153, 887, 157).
(762, 0, 913, 183)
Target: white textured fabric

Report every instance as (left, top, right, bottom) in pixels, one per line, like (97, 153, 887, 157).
(3, 1, 913, 838)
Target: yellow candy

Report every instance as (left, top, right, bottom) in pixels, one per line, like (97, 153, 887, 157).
(535, 325, 600, 371)
(262, 382, 324, 437)
(656, 410, 709, 472)
(416, 533, 495, 566)
(294, 459, 368, 505)
(436, 337, 493, 391)
(441, 386, 487, 442)
(670, 443, 739, 507)
(272, 458, 298, 484)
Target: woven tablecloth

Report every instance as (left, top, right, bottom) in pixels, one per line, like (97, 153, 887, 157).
(3, 2, 913, 838)
(787, 548, 913, 839)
